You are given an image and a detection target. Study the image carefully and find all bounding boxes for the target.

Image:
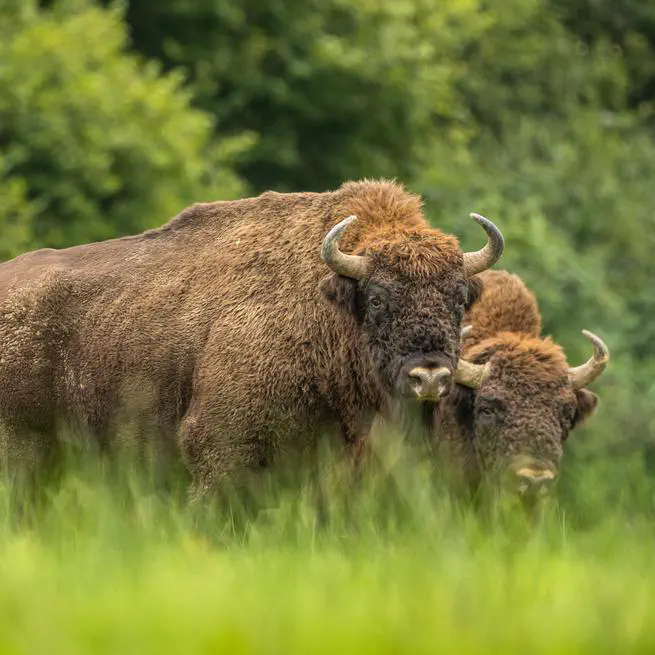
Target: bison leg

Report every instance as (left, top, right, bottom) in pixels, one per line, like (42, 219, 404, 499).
(177, 404, 271, 515)
(0, 424, 61, 517)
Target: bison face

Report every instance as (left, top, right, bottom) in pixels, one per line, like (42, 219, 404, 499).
(320, 264, 477, 402)
(358, 275, 475, 402)
(452, 332, 607, 497)
(464, 383, 591, 496)
(319, 213, 503, 404)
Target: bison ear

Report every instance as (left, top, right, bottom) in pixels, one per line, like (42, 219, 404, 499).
(572, 388, 599, 428)
(465, 276, 484, 310)
(318, 273, 357, 314)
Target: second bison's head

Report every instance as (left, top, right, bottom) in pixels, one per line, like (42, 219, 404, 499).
(319, 213, 504, 403)
(450, 330, 609, 497)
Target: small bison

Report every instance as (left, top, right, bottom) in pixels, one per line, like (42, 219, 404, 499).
(435, 270, 609, 497)
(0, 180, 503, 499)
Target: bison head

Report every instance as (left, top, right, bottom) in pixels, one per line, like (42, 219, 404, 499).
(450, 330, 609, 497)
(319, 213, 504, 403)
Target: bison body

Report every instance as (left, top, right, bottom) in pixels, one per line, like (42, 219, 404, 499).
(435, 270, 608, 496)
(0, 180, 503, 498)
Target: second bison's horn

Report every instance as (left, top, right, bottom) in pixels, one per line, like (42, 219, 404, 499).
(568, 330, 610, 390)
(454, 357, 491, 389)
(462, 213, 505, 277)
(321, 215, 370, 280)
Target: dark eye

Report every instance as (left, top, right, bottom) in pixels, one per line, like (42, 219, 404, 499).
(366, 284, 389, 313)
(477, 398, 505, 425)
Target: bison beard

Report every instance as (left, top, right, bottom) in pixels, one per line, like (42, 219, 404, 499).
(0, 179, 503, 502)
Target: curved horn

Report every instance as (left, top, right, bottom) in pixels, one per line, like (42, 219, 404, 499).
(460, 325, 473, 341)
(568, 330, 610, 390)
(463, 213, 505, 277)
(454, 358, 491, 389)
(321, 215, 370, 280)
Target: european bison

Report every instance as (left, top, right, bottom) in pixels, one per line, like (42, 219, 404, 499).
(0, 180, 504, 499)
(436, 270, 609, 497)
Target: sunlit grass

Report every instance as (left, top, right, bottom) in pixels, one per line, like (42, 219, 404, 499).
(1, 435, 655, 654)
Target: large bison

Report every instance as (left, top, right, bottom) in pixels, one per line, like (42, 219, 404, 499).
(435, 270, 609, 496)
(0, 179, 503, 499)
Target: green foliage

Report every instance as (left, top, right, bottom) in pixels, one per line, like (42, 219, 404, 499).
(0, 0, 250, 254)
(98, 0, 491, 191)
(549, 0, 655, 111)
(0, 164, 39, 261)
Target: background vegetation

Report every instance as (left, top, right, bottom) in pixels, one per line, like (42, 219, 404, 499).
(1, 0, 655, 650)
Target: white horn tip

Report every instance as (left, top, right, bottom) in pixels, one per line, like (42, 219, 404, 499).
(581, 330, 610, 364)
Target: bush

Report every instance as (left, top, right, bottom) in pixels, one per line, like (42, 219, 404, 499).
(98, 0, 491, 191)
(0, 0, 251, 255)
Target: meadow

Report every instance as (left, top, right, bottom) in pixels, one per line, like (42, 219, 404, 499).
(3, 1, 655, 652)
(1, 434, 654, 655)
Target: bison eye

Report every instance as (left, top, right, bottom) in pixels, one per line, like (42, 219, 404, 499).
(366, 285, 389, 311)
(477, 400, 505, 425)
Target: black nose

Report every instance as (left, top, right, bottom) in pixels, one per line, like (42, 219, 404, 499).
(407, 366, 452, 400)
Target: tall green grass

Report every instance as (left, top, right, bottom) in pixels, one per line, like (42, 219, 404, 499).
(1, 432, 654, 654)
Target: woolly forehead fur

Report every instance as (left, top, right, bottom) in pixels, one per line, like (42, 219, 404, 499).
(466, 332, 571, 386)
(333, 179, 463, 278)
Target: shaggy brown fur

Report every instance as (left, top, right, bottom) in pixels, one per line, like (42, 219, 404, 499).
(0, 179, 485, 499)
(435, 269, 600, 489)
(463, 270, 541, 343)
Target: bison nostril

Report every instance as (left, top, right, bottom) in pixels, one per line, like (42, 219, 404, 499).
(408, 366, 452, 400)
(515, 467, 556, 495)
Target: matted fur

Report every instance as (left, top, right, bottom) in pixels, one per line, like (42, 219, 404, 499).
(463, 269, 541, 343)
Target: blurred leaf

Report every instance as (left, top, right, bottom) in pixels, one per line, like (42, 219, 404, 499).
(0, 0, 252, 252)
